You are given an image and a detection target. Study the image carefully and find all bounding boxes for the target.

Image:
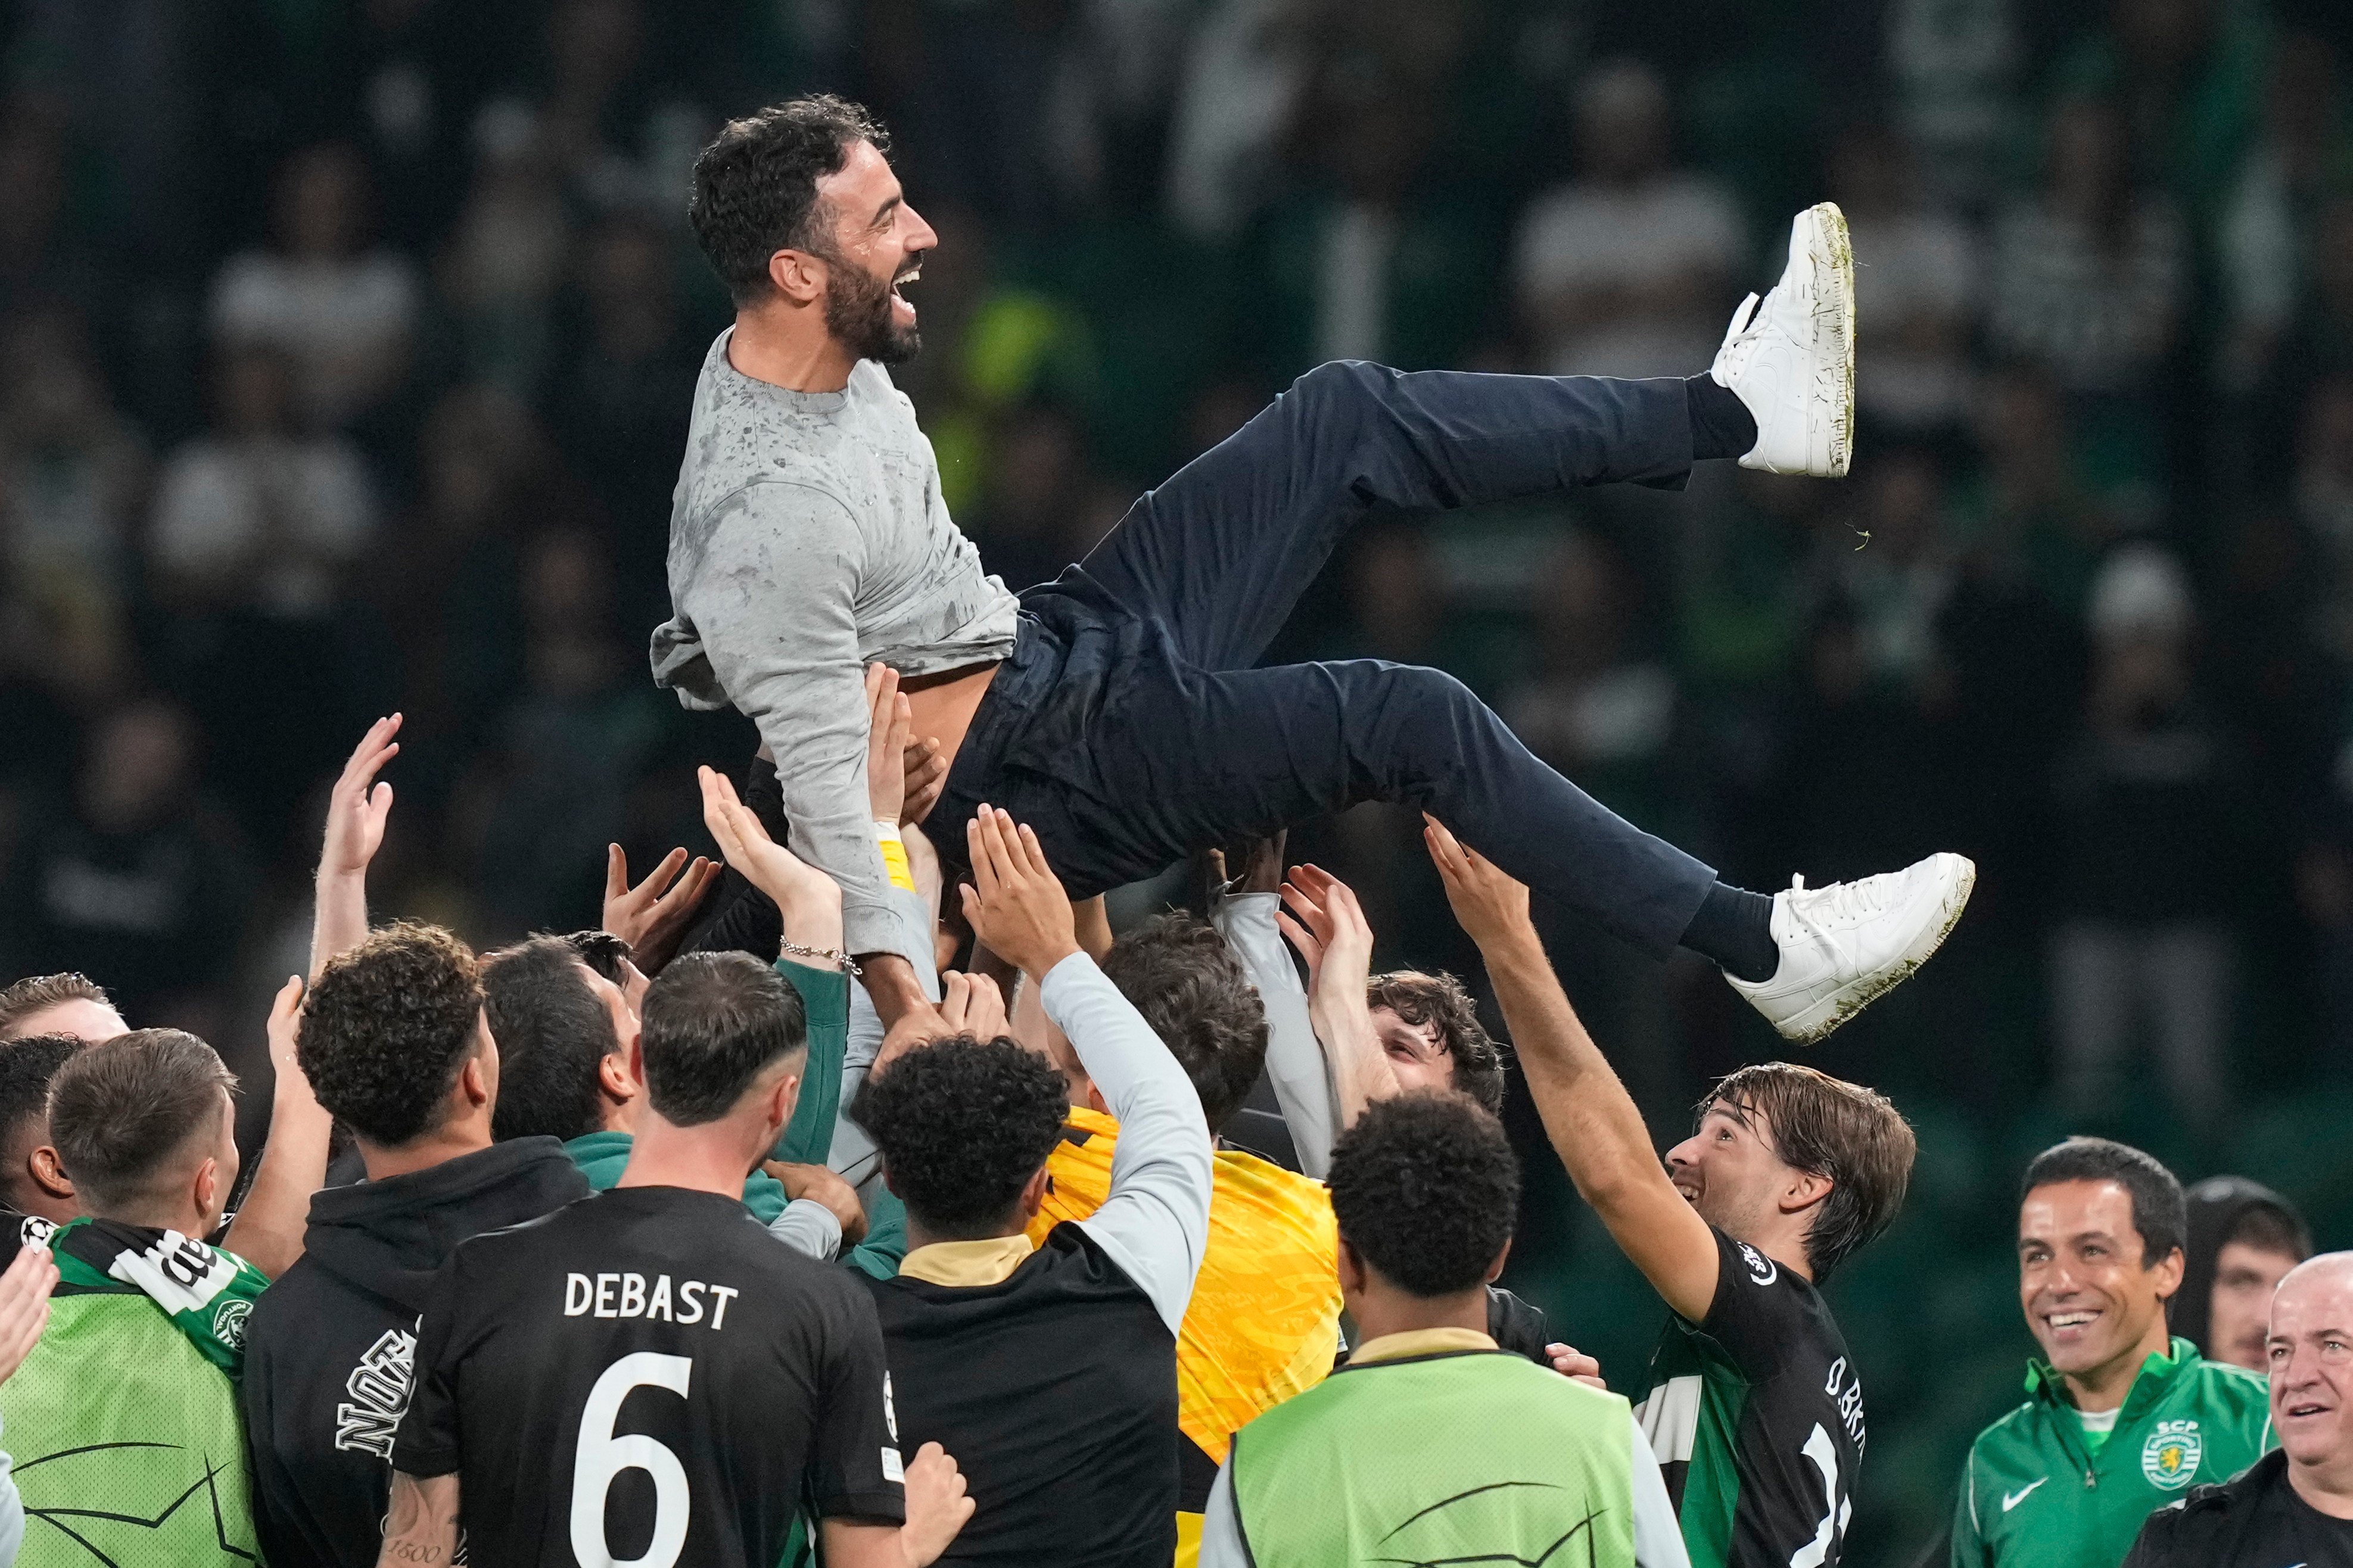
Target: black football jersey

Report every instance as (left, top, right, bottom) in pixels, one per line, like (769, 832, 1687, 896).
(1634, 1227, 1866, 1568)
(395, 1186, 904, 1567)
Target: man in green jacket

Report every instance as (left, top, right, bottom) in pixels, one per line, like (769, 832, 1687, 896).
(1953, 1137, 2274, 1568)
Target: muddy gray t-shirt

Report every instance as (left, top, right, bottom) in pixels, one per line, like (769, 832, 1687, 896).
(651, 332, 1018, 959)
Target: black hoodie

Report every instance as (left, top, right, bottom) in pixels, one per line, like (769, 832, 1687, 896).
(2173, 1174, 2311, 1361)
(242, 1137, 591, 1568)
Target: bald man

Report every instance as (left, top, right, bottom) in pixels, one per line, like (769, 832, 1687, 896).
(2124, 1251, 2353, 1566)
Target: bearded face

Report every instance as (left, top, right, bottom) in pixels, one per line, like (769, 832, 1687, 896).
(821, 244, 922, 365)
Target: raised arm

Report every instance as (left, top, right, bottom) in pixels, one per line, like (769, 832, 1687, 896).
(310, 714, 400, 978)
(1423, 817, 1717, 1324)
(1275, 865, 1400, 1133)
(601, 845, 718, 977)
(220, 974, 331, 1279)
(1211, 887, 1337, 1176)
(961, 806, 1212, 1334)
(674, 485, 929, 980)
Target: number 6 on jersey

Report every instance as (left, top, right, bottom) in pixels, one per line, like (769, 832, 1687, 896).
(571, 1353, 694, 1568)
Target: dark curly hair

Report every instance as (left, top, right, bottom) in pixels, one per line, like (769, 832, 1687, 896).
(690, 95, 889, 306)
(1367, 970, 1508, 1114)
(483, 936, 615, 1144)
(1100, 912, 1268, 1133)
(639, 952, 804, 1126)
(299, 922, 485, 1147)
(48, 1029, 236, 1215)
(1328, 1092, 1520, 1298)
(852, 1034, 1069, 1238)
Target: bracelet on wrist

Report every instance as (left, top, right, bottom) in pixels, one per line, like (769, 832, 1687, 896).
(780, 940, 860, 977)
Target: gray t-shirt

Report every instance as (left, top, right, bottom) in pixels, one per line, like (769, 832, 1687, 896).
(651, 332, 1019, 958)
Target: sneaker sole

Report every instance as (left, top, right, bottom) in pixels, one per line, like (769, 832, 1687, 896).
(1807, 201, 1856, 480)
(1776, 852, 1975, 1045)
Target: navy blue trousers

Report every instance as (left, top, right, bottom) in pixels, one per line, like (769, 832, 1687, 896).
(930, 360, 1719, 958)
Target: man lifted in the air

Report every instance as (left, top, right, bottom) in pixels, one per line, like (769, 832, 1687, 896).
(650, 95, 1974, 1032)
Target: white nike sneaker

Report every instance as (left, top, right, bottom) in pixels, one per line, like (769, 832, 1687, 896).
(1726, 852, 1975, 1043)
(1709, 201, 1856, 478)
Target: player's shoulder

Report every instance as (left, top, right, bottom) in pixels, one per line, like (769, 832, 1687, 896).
(1965, 1396, 2055, 1463)
(242, 1246, 331, 1328)
(2128, 1452, 2283, 1562)
(2177, 1353, 2274, 1435)
(2186, 1354, 2271, 1400)
(443, 1192, 599, 1266)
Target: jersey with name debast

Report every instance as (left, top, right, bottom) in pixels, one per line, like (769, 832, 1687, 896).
(1636, 1226, 1865, 1568)
(394, 1185, 905, 1567)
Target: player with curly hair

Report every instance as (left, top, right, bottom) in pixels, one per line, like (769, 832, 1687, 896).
(242, 921, 591, 1568)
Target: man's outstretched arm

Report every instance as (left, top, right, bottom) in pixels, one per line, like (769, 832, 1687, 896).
(310, 714, 400, 977)
(1423, 816, 1718, 1323)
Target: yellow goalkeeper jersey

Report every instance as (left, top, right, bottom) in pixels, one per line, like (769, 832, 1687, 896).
(1026, 1105, 1343, 1566)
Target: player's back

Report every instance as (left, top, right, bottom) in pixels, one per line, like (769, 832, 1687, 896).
(394, 1186, 905, 1568)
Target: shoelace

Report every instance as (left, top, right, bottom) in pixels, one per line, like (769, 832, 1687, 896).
(1785, 869, 1900, 947)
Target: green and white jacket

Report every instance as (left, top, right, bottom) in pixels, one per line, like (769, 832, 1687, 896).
(1951, 1337, 2273, 1568)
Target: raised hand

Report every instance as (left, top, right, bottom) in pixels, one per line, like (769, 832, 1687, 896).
(899, 1442, 975, 1566)
(1544, 1341, 1608, 1392)
(1275, 863, 1374, 1000)
(266, 974, 318, 1112)
(222, 972, 331, 1279)
(699, 766, 844, 957)
(902, 734, 948, 826)
(866, 665, 909, 824)
(1421, 815, 1533, 952)
(602, 844, 719, 976)
(0, 1241, 55, 1385)
(312, 715, 403, 974)
(957, 806, 1079, 982)
(1275, 864, 1394, 1120)
(862, 661, 953, 828)
(874, 996, 950, 1074)
(321, 713, 400, 881)
(938, 969, 1009, 1042)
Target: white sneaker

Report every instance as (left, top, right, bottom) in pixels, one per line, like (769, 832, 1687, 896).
(1726, 852, 1975, 1043)
(1710, 202, 1856, 478)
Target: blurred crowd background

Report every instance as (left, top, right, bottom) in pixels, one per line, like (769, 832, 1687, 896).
(4, 0, 2353, 1554)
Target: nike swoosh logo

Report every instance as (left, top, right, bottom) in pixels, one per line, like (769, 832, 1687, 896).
(2002, 1479, 2048, 1511)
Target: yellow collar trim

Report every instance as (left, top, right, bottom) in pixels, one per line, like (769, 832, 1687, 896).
(898, 1233, 1037, 1288)
(1349, 1327, 1498, 1366)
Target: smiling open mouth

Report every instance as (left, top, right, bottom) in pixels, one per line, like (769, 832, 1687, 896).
(2044, 1310, 2099, 1333)
(891, 264, 921, 308)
